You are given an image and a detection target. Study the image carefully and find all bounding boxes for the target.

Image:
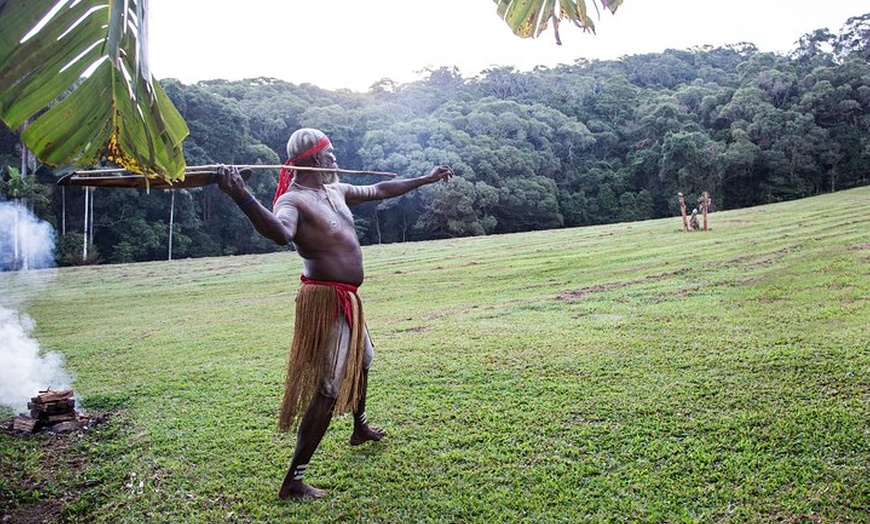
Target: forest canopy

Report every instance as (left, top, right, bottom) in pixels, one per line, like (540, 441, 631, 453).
(1, 13, 868, 266)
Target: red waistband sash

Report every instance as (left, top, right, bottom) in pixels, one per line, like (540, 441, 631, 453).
(300, 275, 359, 325)
(273, 136, 332, 207)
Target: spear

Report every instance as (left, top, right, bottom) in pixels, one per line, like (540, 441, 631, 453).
(187, 165, 397, 177)
(57, 165, 397, 189)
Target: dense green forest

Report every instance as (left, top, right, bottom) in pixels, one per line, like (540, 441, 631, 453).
(1, 13, 868, 266)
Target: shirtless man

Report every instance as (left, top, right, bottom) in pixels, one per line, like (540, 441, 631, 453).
(217, 127, 453, 500)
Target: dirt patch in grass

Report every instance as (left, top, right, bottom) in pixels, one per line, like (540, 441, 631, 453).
(2, 500, 65, 524)
(557, 281, 628, 299)
(709, 246, 794, 271)
(1, 411, 117, 524)
(556, 269, 690, 300)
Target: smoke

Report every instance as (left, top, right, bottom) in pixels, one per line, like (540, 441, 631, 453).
(0, 306, 74, 415)
(0, 200, 72, 415)
(0, 200, 56, 271)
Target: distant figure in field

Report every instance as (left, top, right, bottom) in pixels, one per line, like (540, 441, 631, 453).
(690, 208, 700, 231)
(216, 128, 453, 500)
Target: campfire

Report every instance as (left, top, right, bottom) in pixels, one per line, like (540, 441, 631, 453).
(11, 389, 86, 434)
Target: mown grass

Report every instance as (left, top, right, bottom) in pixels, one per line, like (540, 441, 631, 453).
(1, 186, 868, 523)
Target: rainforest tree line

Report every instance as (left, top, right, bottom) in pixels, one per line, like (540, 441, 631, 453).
(1, 13, 868, 265)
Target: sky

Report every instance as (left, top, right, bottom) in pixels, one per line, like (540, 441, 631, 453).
(147, 1, 868, 92)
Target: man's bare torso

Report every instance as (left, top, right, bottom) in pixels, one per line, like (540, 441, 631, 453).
(276, 183, 365, 286)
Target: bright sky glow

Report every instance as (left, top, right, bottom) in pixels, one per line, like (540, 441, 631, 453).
(148, 1, 867, 92)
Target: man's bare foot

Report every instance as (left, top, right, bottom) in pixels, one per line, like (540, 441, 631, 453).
(278, 479, 326, 500)
(349, 424, 386, 446)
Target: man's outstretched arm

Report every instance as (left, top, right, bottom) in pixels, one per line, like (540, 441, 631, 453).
(216, 165, 297, 245)
(344, 165, 454, 206)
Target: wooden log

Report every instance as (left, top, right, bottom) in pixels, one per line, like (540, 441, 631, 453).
(12, 417, 38, 433)
(32, 389, 74, 403)
(28, 398, 76, 416)
(45, 413, 78, 424)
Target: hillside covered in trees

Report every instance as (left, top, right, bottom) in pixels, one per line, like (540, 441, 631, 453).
(2, 13, 868, 266)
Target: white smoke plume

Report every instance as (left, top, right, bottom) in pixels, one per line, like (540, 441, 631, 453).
(1, 199, 72, 415)
(0, 200, 56, 271)
(0, 305, 74, 414)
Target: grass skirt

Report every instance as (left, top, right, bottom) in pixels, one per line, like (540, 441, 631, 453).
(278, 283, 366, 431)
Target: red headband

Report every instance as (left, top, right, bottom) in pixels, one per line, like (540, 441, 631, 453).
(272, 135, 332, 207)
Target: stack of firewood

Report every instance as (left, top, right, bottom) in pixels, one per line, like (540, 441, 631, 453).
(12, 389, 78, 433)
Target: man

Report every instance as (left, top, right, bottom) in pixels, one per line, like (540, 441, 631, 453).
(216, 127, 453, 500)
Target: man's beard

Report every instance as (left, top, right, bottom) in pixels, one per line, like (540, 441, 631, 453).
(316, 170, 339, 185)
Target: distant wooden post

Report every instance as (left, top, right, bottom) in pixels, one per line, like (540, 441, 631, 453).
(168, 191, 175, 261)
(699, 191, 711, 231)
(82, 187, 89, 261)
(678, 192, 689, 232)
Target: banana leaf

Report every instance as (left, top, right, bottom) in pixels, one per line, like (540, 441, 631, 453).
(0, 0, 188, 182)
(494, 0, 623, 43)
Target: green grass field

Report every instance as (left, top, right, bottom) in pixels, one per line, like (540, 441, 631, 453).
(2, 186, 869, 523)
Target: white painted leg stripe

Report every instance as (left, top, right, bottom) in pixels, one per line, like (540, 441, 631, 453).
(293, 463, 308, 481)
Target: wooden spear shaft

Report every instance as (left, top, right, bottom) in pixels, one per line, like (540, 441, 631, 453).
(70, 165, 397, 177)
(187, 164, 397, 177)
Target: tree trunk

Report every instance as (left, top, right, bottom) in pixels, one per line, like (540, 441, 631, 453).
(373, 207, 381, 244)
